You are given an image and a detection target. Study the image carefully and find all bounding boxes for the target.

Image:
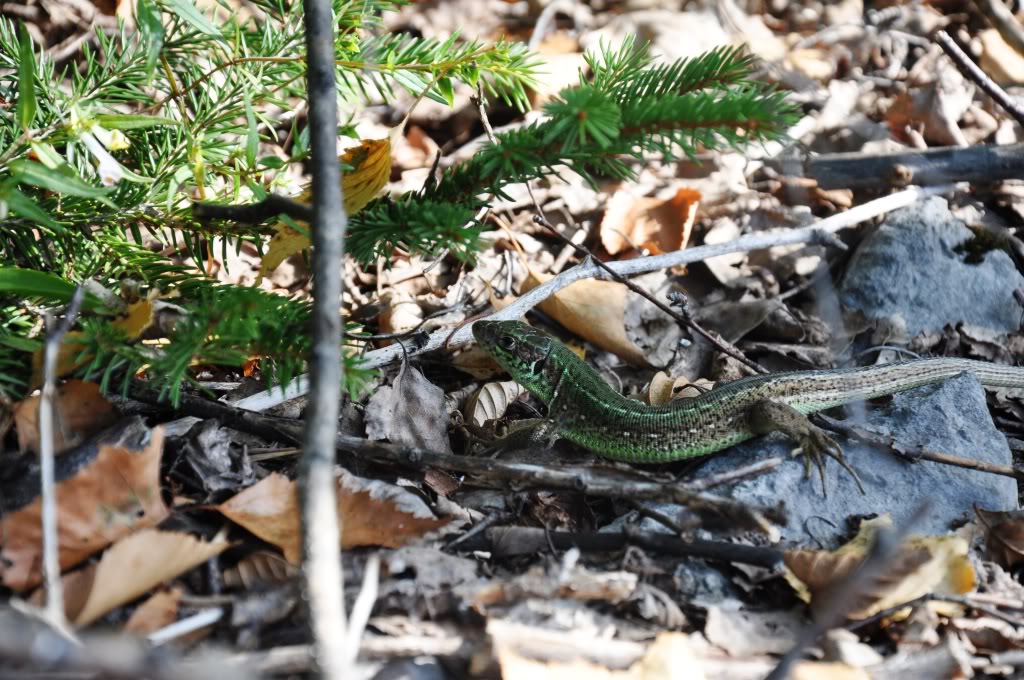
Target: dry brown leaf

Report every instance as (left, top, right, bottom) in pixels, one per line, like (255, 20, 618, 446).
(63, 528, 229, 626)
(600, 187, 699, 257)
(980, 28, 1024, 85)
(887, 59, 972, 147)
(378, 290, 424, 338)
(450, 345, 506, 379)
(465, 381, 526, 427)
(123, 587, 183, 635)
(520, 270, 646, 366)
(218, 471, 449, 563)
(784, 515, 975, 620)
(223, 550, 297, 590)
(785, 48, 834, 81)
(790, 663, 871, 680)
(364, 362, 451, 453)
(13, 380, 118, 454)
(0, 422, 169, 592)
(975, 506, 1024, 570)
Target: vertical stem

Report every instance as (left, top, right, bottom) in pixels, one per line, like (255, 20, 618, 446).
(39, 286, 86, 626)
(300, 0, 348, 676)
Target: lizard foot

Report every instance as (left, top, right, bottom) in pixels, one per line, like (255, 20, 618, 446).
(790, 427, 865, 497)
(749, 400, 866, 497)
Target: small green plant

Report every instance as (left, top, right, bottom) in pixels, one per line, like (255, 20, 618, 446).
(0, 0, 794, 404)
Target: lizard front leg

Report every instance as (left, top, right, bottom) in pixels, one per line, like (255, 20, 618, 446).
(477, 418, 560, 457)
(479, 370, 568, 457)
(747, 400, 865, 496)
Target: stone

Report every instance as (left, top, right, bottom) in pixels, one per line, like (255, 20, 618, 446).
(839, 196, 1024, 337)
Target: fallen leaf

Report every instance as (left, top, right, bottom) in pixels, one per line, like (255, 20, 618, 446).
(520, 270, 647, 366)
(646, 371, 677, 406)
(364, 361, 452, 453)
(887, 54, 972, 147)
(644, 373, 714, 406)
(465, 381, 526, 427)
(61, 528, 229, 626)
(13, 380, 118, 454)
(450, 344, 506, 379)
(785, 48, 834, 81)
(123, 587, 183, 635)
(600, 187, 699, 257)
(975, 506, 1024, 570)
(784, 515, 975, 620)
(378, 290, 424, 338)
(0, 419, 169, 592)
(259, 136, 392, 280)
(980, 28, 1024, 85)
(223, 550, 297, 590)
(217, 470, 449, 563)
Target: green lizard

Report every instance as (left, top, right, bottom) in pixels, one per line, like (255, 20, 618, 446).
(472, 319, 1024, 490)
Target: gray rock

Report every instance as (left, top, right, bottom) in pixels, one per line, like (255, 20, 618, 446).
(694, 373, 1018, 547)
(839, 197, 1024, 336)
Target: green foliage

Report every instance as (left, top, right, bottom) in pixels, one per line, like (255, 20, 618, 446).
(0, 3, 795, 405)
(431, 39, 795, 202)
(72, 286, 370, 404)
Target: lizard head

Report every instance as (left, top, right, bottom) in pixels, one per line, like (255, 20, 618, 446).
(472, 320, 558, 403)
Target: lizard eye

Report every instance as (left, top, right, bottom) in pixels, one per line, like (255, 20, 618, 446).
(498, 335, 517, 352)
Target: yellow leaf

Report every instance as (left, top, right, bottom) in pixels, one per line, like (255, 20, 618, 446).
(341, 136, 392, 215)
(258, 136, 392, 281)
(783, 514, 976, 621)
(112, 299, 156, 340)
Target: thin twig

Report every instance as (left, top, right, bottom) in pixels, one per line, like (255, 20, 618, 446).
(935, 30, 1024, 129)
(234, 184, 957, 412)
(343, 555, 380, 664)
(193, 194, 314, 224)
(813, 414, 1022, 480)
(300, 0, 348, 676)
(683, 456, 786, 491)
(126, 383, 787, 534)
(472, 80, 498, 144)
(451, 526, 785, 567)
(39, 285, 86, 627)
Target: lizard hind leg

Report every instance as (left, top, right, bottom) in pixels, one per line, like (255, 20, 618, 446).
(747, 400, 866, 497)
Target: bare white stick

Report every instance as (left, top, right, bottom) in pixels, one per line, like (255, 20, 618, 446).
(235, 184, 955, 412)
(343, 554, 380, 666)
(38, 286, 87, 626)
(148, 607, 225, 645)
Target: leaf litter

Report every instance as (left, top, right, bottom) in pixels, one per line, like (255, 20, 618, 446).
(8, 0, 1024, 676)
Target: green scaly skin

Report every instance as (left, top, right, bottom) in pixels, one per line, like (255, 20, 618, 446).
(472, 320, 1024, 464)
